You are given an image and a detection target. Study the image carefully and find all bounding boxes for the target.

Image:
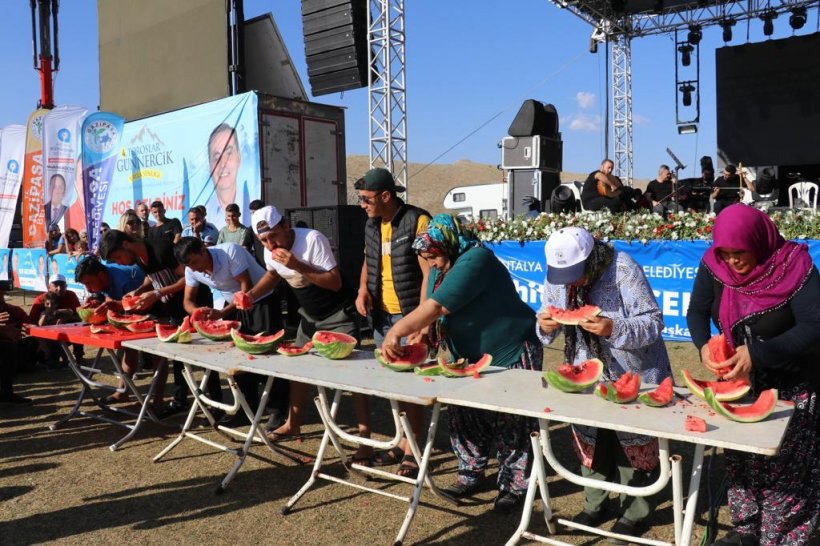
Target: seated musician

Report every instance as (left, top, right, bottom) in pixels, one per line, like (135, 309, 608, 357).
(711, 165, 742, 215)
(645, 165, 675, 215)
(680, 167, 715, 213)
(581, 159, 638, 212)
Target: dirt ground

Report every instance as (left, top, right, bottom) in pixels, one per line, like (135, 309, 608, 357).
(0, 291, 732, 546)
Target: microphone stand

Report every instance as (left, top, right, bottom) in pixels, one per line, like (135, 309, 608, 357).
(666, 148, 687, 213)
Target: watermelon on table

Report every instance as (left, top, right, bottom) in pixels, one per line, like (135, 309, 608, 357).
(595, 371, 641, 403)
(126, 320, 156, 334)
(682, 370, 750, 402)
(375, 343, 428, 372)
(438, 354, 493, 378)
(276, 341, 313, 356)
(546, 305, 602, 326)
(684, 415, 707, 432)
(704, 387, 778, 423)
(107, 311, 150, 330)
(543, 359, 604, 393)
(156, 323, 182, 342)
(77, 306, 107, 325)
(312, 331, 357, 359)
(638, 377, 674, 407)
(195, 320, 241, 341)
(231, 328, 285, 355)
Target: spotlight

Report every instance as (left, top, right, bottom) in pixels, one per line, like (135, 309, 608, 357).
(679, 83, 695, 107)
(761, 10, 777, 37)
(678, 124, 698, 135)
(590, 38, 598, 54)
(678, 44, 694, 66)
(687, 25, 702, 45)
(720, 18, 736, 42)
(789, 7, 807, 30)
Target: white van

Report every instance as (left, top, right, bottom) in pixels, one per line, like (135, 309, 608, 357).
(443, 183, 508, 221)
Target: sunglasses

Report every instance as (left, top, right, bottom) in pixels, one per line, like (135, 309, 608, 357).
(358, 192, 384, 204)
(126, 220, 140, 226)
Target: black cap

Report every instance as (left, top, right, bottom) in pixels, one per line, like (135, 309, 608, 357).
(355, 168, 406, 193)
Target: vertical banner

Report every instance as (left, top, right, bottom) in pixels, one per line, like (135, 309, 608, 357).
(49, 253, 87, 299)
(12, 248, 48, 291)
(0, 124, 27, 247)
(43, 105, 89, 230)
(82, 112, 125, 251)
(0, 249, 9, 281)
(21, 108, 50, 248)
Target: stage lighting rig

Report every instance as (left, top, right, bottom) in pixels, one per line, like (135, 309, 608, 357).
(687, 25, 702, 45)
(678, 43, 694, 66)
(789, 7, 807, 30)
(679, 83, 696, 107)
(761, 10, 777, 37)
(720, 18, 736, 42)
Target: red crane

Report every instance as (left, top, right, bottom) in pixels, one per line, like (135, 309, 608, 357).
(30, 0, 60, 109)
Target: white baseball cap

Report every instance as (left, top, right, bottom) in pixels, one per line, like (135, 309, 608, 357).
(50, 274, 67, 284)
(251, 205, 283, 236)
(545, 227, 594, 285)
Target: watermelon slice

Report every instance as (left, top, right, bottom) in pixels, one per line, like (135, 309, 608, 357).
(107, 311, 150, 330)
(375, 343, 428, 372)
(414, 362, 442, 376)
(546, 305, 602, 326)
(156, 323, 182, 342)
(543, 359, 604, 393)
(195, 320, 241, 341)
(595, 371, 641, 403)
(704, 387, 778, 423)
(78, 306, 108, 325)
(126, 320, 156, 333)
(276, 341, 313, 356)
(684, 415, 707, 432)
(438, 354, 493, 378)
(638, 377, 674, 407)
(234, 291, 252, 310)
(231, 328, 285, 355)
(189, 307, 210, 326)
(682, 370, 750, 402)
(707, 333, 736, 377)
(90, 325, 115, 334)
(121, 294, 142, 312)
(312, 331, 357, 359)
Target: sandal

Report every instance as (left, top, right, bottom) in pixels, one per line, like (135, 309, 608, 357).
(351, 455, 373, 468)
(264, 430, 303, 443)
(101, 393, 129, 405)
(372, 446, 404, 467)
(397, 455, 419, 480)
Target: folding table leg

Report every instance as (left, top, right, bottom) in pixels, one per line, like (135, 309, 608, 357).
(49, 344, 119, 430)
(679, 444, 705, 546)
(154, 364, 213, 462)
(505, 432, 557, 546)
(109, 354, 169, 451)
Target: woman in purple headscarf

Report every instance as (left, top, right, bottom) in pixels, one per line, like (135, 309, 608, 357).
(687, 204, 820, 546)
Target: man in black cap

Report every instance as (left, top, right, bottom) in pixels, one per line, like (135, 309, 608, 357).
(354, 167, 431, 474)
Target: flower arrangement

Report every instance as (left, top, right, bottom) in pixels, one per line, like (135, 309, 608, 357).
(471, 209, 820, 243)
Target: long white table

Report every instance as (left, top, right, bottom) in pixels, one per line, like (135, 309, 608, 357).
(437, 369, 794, 546)
(123, 336, 489, 545)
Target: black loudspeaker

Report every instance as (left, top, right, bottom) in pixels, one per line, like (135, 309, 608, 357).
(302, 0, 368, 96)
(507, 100, 559, 137)
(508, 170, 561, 216)
(285, 205, 366, 294)
(550, 185, 576, 214)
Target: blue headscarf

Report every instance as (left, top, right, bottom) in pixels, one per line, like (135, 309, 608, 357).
(411, 214, 480, 262)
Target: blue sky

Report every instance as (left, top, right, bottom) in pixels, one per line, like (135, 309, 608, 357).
(0, 1, 814, 179)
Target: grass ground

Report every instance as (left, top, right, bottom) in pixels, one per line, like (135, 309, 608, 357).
(0, 291, 732, 546)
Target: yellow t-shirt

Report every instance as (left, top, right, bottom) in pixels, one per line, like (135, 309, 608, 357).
(380, 215, 429, 314)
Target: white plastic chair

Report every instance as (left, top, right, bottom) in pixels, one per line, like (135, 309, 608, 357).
(788, 182, 818, 210)
(566, 182, 589, 212)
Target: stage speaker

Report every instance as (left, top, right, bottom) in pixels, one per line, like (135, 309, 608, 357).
(508, 170, 561, 216)
(507, 100, 559, 137)
(302, 0, 369, 96)
(501, 135, 563, 172)
(285, 205, 366, 293)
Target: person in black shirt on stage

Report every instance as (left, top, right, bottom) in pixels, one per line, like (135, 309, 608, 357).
(645, 165, 675, 215)
(711, 165, 742, 215)
(581, 159, 638, 212)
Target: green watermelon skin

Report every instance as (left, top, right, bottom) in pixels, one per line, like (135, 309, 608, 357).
(195, 320, 241, 341)
(312, 331, 356, 359)
(230, 328, 284, 355)
(543, 359, 604, 393)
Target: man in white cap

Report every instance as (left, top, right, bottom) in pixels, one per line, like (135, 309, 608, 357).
(242, 206, 361, 445)
(537, 227, 671, 544)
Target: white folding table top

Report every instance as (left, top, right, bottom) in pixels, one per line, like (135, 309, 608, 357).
(123, 337, 506, 406)
(437, 368, 793, 456)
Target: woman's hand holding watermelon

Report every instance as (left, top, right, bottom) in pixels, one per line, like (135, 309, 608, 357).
(578, 315, 613, 338)
(536, 311, 560, 335)
(381, 331, 404, 362)
(719, 346, 752, 382)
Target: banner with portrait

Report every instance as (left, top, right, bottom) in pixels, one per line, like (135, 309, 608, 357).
(0, 125, 27, 248)
(12, 248, 48, 291)
(104, 91, 260, 231)
(82, 112, 125, 252)
(0, 249, 10, 282)
(43, 105, 89, 231)
(21, 108, 50, 248)
(49, 253, 87, 299)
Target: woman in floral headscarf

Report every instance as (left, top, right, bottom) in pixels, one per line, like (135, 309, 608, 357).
(687, 204, 820, 546)
(381, 214, 541, 514)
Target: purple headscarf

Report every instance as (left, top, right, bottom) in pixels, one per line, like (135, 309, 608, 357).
(703, 204, 813, 346)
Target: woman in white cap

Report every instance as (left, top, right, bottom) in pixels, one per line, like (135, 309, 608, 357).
(537, 227, 671, 543)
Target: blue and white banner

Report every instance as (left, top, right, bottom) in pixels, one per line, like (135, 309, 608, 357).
(0, 125, 26, 248)
(12, 248, 48, 291)
(0, 249, 9, 282)
(489, 239, 820, 342)
(105, 92, 260, 231)
(82, 112, 125, 251)
(49, 253, 88, 299)
(43, 105, 88, 230)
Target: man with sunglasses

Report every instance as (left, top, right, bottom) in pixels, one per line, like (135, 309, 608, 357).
(354, 168, 431, 473)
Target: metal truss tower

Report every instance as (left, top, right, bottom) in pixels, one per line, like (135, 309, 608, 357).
(611, 33, 633, 185)
(368, 0, 408, 195)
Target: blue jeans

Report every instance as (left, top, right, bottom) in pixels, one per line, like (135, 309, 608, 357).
(372, 311, 404, 347)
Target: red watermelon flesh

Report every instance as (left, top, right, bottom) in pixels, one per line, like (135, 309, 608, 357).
(682, 370, 750, 402)
(439, 354, 493, 378)
(707, 334, 735, 363)
(705, 387, 778, 423)
(121, 294, 142, 311)
(277, 341, 313, 356)
(234, 291, 252, 310)
(195, 320, 241, 341)
(190, 308, 210, 326)
(543, 359, 604, 393)
(126, 320, 156, 333)
(375, 343, 429, 371)
(547, 305, 602, 325)
(156, 323, 182, 342)
(638, 377, 674, 407)
(595, 371, 641, 403)
(684, 415, 707, 432)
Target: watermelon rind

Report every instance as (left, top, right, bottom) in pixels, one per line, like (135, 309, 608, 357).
(78, 307, 107, 325)
(312, 330, 356, 360)
(375, 343, 428, 372)
(231, 328, 284, 355)
(704, 387, 778, 423)
(595, 373, 641, 404)
(682, 370, 750, 402)
(126, 320, 156, 333)
(176, 329, 193, 344)
(414, 363, 442, 376)
(439, 354, 493, 378)
(543, 359, 604, 393)
(638, 377, 674, 407)
(195, 320, 241, 341)
(276, 341, 313, 356)
(156, 323, 181, 342)
(107, 311, 150, 330)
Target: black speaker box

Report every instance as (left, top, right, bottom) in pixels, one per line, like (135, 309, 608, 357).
(507, 100, 559, 138)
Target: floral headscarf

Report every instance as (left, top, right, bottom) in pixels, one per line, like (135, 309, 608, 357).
(411, 213, 480, 263)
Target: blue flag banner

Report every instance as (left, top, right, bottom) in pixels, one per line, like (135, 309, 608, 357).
(487, 239, 820, 342)
(82, 112, 125, 251)
(12, 248, 48, 291)
(49, 253, 87, 300)
(0, 249, 9, 282)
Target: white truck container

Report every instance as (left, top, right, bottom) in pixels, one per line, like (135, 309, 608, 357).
(443, 182, 508, 221)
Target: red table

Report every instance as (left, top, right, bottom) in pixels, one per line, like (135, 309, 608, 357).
(28, 323, 169, 451)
